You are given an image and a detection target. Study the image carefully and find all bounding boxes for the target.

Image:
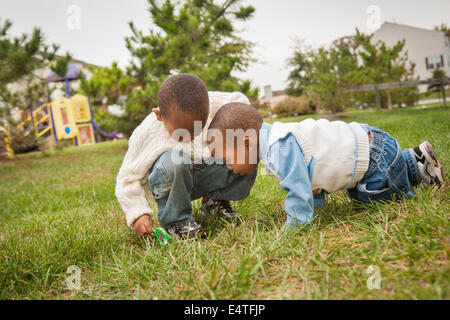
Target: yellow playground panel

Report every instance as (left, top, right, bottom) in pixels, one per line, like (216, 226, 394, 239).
(50, 94, 96, 145)
(71, 94, 92, 123)
(0, 126, 15, 158)
(51, 97, 78, 140)
(30, 94, 97, 147)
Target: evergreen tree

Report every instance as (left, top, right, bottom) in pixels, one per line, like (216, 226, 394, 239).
(427, 68, 447, 100)
(0, 19, 66, 152)
(354, 29, 418, 108)
(286, 36, 360, 113)
(286, 29, 419, 112)
(286, 40, 313, 97)
(434, 23, 450, 39)
(81, 0, 258, 137)
(122, 0, 258, 135)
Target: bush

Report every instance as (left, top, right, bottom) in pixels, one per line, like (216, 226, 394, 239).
(10, 131, 39, 154)
(253, 100, 271, 118)
(272, 96, 316, 118)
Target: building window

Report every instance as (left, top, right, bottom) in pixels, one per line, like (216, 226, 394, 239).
(425, 55, 444, 70)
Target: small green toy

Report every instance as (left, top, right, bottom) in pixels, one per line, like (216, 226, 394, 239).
(153, 227, 170, 246)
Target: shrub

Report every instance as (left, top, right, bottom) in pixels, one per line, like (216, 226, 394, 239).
(10, 130, 38, 154)
(253, 100, 271, 118)
(272, 95, 315, 117)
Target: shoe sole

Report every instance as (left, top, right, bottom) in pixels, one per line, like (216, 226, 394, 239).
(419, 141, 445, 184)
(165, 225, 203, 240)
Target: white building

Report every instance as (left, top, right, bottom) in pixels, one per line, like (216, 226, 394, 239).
(372, 22, 450, 90)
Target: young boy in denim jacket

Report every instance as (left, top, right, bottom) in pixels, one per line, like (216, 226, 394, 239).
(207, 103, 444, 230)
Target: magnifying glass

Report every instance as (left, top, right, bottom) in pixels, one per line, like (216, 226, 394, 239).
(153, 227, 170, 246)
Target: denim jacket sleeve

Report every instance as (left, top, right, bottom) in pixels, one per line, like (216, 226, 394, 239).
(267, 134, 315, 231)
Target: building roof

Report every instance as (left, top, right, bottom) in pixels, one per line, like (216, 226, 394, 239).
(272, 90, 286, 97)
(377, 22, 446, 36)
(53, 55, 102, 69)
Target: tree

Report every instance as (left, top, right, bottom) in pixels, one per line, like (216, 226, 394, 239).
(434, 23, 450, 39)
(286, 28, 421, 112)
(120, 0, 258, 135)
(286, 36, 360, 113)
(355, 29, 419, 108)
(80, 62, 133, 106)
(0, 20, 55, 87)
(0, 19, 66, 153)
(50, 53, 71, 79)
(286, 40, 313, 97)
(427, 68, 447, 100)
(80, 0, 258, 136)
(79, 62, 134, 134)
(307, 46, 360, 113)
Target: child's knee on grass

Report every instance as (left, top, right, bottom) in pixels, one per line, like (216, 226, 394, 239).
(349, 126, 415, 203)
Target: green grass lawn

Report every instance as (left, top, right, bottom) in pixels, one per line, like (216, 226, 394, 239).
(1, 105, 449, 300)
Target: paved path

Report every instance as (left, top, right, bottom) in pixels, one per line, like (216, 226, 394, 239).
(417, 98, 444, 105)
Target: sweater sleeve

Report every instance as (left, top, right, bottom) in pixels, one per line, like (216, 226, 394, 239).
(268, 134, 315, 231)
(115, 113, 173, 228)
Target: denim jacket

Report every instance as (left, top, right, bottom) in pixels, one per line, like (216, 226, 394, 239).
(259, 122, 323, 230)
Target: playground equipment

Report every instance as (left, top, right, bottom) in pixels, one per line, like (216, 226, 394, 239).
(93, 121, 123, 140)
(0, 126, 15, 159)
(46, 64, 81, 98)
(1, 64, 123, 157)
(31, 93, 98, 146)
(2, 93, 122, 156)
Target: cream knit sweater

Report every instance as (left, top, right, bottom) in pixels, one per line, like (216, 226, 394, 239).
(268, 119, 370, 193)
(115, 91, 250, 227)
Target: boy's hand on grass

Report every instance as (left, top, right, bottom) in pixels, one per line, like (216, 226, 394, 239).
(133, 214, 154, 236)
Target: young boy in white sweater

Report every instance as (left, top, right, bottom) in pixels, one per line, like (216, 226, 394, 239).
(207, 103, 444, 230)
(115, 74, 257, 239)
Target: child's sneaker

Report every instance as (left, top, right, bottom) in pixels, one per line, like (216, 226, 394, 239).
(165, 221, 203, 240)
(198, 195, 242, 222)
(413, 141, 445, 186)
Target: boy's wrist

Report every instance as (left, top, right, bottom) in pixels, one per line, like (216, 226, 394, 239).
(132, 213, 153, 228)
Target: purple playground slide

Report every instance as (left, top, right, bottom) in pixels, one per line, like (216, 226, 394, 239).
(93, 121, 123, 140)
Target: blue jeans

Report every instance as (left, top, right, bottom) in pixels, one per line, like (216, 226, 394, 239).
(148, 150, 257, 228)
(347, 124, 422, 203)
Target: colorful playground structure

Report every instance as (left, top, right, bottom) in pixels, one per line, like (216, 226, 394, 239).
(30, 93, 123, 146)
(1, 64, 123, 158)
(32, 93, 98, 146)
(0, 126, 15, 159)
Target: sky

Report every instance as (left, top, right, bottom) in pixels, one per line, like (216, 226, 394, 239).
(1, 0, 449, 93)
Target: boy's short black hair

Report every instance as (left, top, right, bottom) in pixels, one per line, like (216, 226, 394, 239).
(208, 102, 263, 134)
(158, 73, 209, 118)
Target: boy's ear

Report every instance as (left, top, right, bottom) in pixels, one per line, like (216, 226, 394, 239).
(244, 136, 254, 149)
(152, 108, 162, 122)
(244, 136, 258, 164)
